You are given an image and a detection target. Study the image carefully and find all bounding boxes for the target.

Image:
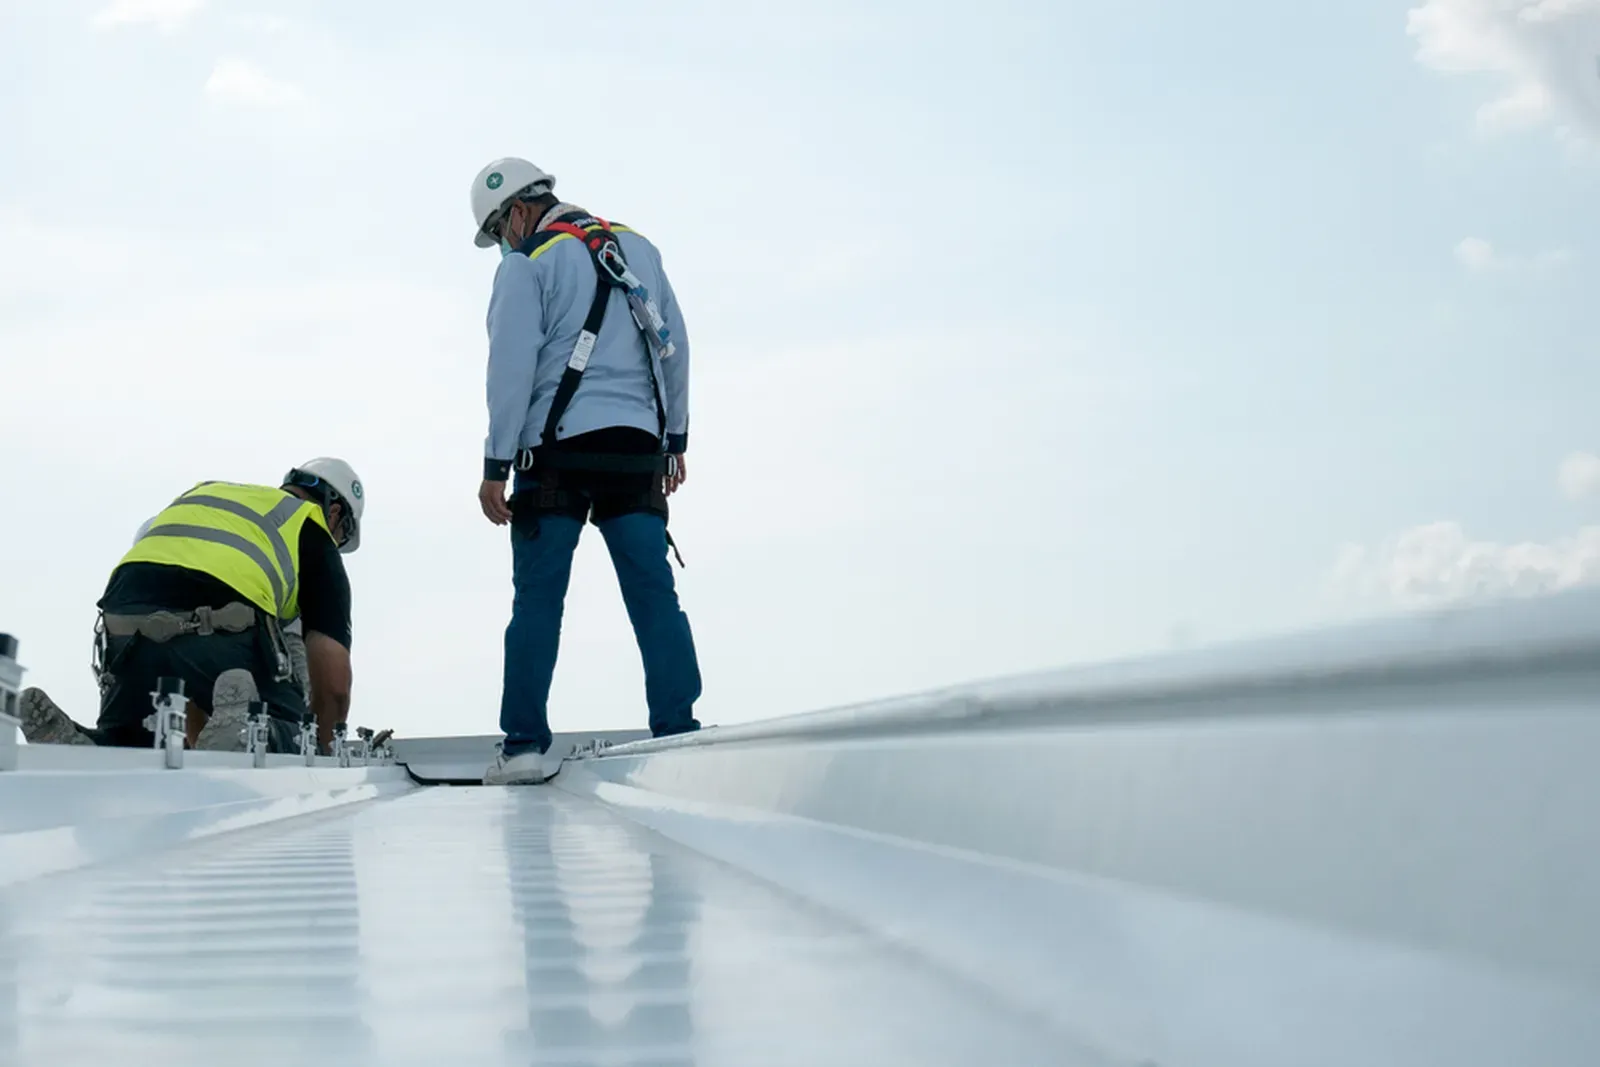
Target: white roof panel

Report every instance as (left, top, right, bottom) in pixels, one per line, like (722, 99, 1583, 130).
(1, 784, 1080, 1067)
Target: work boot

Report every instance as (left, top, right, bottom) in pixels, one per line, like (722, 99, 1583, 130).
(195, 669, 258, 751)
(16, 688, 95, 746)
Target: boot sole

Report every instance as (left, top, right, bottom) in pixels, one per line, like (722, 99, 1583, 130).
(195, 669, 259, 752)
(16, 689, 94, 746)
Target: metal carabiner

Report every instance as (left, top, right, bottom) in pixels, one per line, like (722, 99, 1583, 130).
(594, 241, 630, 285)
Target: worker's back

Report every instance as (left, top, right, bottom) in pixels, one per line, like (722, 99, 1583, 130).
(486, 215, 686, 451)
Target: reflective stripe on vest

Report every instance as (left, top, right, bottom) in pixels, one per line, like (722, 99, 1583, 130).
(118, 481, 331, 620)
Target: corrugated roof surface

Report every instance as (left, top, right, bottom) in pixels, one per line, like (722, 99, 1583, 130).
(1, 784, 1076, 1067)
(6, 587, 1600, 1066)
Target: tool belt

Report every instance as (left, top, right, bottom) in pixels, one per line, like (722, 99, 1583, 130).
(102, 602, 258, 642)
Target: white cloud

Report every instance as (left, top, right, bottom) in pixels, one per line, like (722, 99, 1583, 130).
(1454, 235, 1497, 268)
(1453, 235, 1575, 270)
(90, 0, 205, 32)
(1330, 522, 1600, 607)
(1559, 451, 1600, 499)
(1407, 0, 1600, 143)
(204, 59, 307, 107)
(1329, 452, 1600, 608)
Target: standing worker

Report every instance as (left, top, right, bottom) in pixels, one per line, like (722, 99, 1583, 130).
(469, 156, 702, 786)
(18, 459, 363, 754)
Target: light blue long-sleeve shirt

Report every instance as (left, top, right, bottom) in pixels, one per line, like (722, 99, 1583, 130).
(482, 218, 689, 481)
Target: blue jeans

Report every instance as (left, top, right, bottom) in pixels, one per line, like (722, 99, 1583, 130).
(499, 508, 702, 756)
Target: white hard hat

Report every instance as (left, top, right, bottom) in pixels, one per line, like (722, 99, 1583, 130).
(470, 157, 556, 249)
(286, 457, 365, 554)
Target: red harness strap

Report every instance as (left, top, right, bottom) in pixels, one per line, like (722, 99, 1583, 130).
(543, 218, 612, 251)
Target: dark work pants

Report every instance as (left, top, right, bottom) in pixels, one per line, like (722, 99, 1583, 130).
(499, 508, 702, 757)
(94, 628, 309, 751)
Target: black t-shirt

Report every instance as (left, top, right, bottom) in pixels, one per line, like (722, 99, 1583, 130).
(100, 520, 353, 649)
(293, 522, 352, 649)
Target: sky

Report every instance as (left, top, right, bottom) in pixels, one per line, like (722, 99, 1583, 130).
(1, 0, 1598, 742)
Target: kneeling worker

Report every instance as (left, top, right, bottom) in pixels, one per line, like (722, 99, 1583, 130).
(18, 458, 363, 754)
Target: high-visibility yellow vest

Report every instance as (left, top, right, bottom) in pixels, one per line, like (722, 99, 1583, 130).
(118, 481, 332, 621)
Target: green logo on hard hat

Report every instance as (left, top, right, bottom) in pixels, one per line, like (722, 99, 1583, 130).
(486, 172, 503, 190)
(350, 480, 363, 499)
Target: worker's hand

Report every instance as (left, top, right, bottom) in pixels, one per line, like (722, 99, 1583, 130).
(479, 479, 512, 525)
(665, 455, 687, 497)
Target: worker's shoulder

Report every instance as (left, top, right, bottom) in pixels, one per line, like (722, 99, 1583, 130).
(519, 219, 660, 260)
(490, 246, 547, 295)
(297, 519, 346, 575)
(613, 224, 664, 261)
(501, 219, 666, 290)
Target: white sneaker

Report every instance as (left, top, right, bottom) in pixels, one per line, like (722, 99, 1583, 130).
(196, 668, 258, 751)
(482, 745, 562, 785)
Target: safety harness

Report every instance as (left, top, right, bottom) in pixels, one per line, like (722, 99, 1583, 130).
(511, 210, 685, 564)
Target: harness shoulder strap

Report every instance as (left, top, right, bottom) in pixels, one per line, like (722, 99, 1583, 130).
(515, 211, 597, 260)
(514, 211, 671, 457)
(538, 215, 623, 449)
